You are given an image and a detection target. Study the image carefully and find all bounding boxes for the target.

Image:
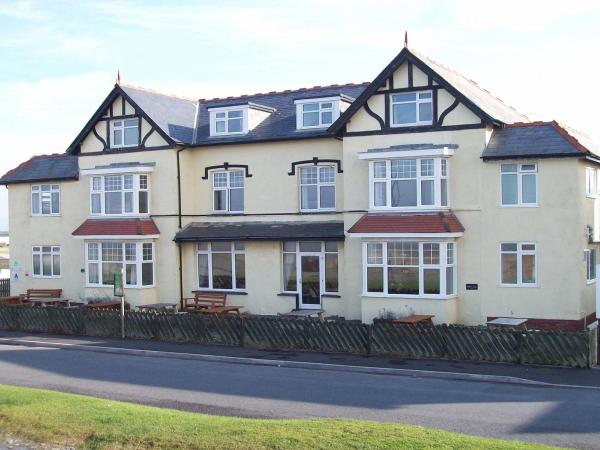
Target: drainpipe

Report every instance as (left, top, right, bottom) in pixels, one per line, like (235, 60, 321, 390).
(176, 147, 186, 308)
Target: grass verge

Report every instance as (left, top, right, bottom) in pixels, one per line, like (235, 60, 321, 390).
(0, 384, 558, 449)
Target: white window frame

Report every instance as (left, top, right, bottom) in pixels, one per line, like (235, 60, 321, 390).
(500, 242, 537, 287)
(585, 249, 597, 283)
(586, 167, 600, 198)
(196, 242, 246, 291)
(90, 174, 150, 216)
(211, 170, 244, 213)
(362, 240, 457, 298)
(295, 97, 341, 130)
(299, 165, 336, 212)
(31, 184, 60, 216)
(281, 241, 339, 294)
(390, 91, 433, 127)
(369, 158, 449, 210)
(85, 241, 155, 288)
(500, 163, 538, 207)
(31, 245, 61, 278)
(110, 118, 139, 149)
(209, 106, 247, 136)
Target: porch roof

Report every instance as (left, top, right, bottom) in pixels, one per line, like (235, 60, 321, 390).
(174, 221, 345, 242)
(348, 212, 464, 235)
(72, 218, 160, 237)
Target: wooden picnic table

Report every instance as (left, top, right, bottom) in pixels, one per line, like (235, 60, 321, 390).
(137, 303, 178, 312)
(192, 305, 243, 315)
(28, 297, 80, 307)
(392, 314, 435, 325)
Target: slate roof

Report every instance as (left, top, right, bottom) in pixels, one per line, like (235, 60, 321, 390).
(174, 221, 345, 242)
(192, 83, 367, 146)
(0, 154, 79, 185)
(348, 213, 464, 234)
(72, 218, 160, 236)
(482, 121, 600, 160)
(120, 85, 197, 144)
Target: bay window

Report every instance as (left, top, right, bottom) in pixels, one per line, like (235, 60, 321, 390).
(197, 242, 245, 291)
(86, 241, 154, 287)
(364, 241, 456, 297)
(212, 170, 244, 213)
(500, 242, 536, 286)
(370, 158, 449, 209)
(299, 166, 336, 211)
(90, 174, 149, 215)
(32, 246, 61, 278)
(31, 184, 60, 215)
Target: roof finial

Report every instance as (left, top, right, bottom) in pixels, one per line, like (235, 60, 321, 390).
(404, 31, 408, 48)
(116, 70, 121, 85)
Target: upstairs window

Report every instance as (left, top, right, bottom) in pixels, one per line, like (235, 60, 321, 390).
(31, 184, 60, 215)
(295, 98, 341, 129)
(391, 91, 433, 127)
(210, 108, 245, 136)
(370, 158, 448, 209)
(213, 170, 244, 213)
(111, 119, 139, 148)
(299, 166, 336, 211)
(586, 167, 599, 197)
(90, 174, 149, 215)
(501, 163, 537, 206)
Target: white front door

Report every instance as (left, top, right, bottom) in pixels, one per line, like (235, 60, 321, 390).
(299, 254, 322, 309)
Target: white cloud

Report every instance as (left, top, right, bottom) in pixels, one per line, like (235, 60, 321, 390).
(0, 0, 47, 20)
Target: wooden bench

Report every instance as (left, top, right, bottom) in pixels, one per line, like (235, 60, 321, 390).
(182, 292, 242, 315)
(20, 289, 62, 305)
(84, 300, 130, 311)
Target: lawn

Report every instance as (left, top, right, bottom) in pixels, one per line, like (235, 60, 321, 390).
(0, 384, 558, 450)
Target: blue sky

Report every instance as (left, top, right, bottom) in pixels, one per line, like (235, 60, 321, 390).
(1, 0, 600, 230)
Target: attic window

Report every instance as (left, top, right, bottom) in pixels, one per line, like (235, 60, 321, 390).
(295, 97, 341, 130)
(209, 107, 247, 136)
(111, 119, 139, 148)
(391, 91, 433, 127)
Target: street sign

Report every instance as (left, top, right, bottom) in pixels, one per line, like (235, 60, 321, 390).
(114, 271, 124, 297)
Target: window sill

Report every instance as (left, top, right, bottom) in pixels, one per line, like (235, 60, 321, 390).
(299, 210, 337, 215)
(369, 207, 450, 213)
(31, 276, 63, 279)
(321, 293, 341, 298)
(277, 292, 298, 297)
(210, 212, 245, 217)
(390, 122, 433, 128)
(363, 293, 457, 300)
(85, 285, 155, 289)
(194, 289, 248, 295)
(587, 280, 596, 285)
(31, 214, 61, 218)
(499, 204, 539, 208)
(498, 284, 538, 288)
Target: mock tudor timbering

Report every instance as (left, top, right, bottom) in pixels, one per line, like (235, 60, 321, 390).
(2, 47, 600, 328)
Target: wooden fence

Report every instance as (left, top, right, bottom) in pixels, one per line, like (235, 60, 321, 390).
(0, 305, 595, 368)
(0, 279, 9, 297)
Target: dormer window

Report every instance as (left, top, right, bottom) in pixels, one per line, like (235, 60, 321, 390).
(391, 91, 433, 127)
(111, 119, 139, 148)
(209, 107, 247, 136)
(295, 97, 341, 130)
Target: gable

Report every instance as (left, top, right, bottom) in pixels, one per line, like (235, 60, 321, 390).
(331, 47, 528, 137)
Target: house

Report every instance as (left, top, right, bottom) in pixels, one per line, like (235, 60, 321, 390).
(2, 46, 599, 330)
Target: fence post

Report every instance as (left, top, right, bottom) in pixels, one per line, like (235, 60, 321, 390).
(587, 321, 598, 368)
(366, 324, 373, 355)
(516, 331, 525, 365)
(239, 316, 246, 348)
(153, 313, 160, 341)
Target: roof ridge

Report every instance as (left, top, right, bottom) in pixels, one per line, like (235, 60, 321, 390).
(411, 49, 529, 121)
(198, 81, 370, 103)
(119, 83, 198, 103)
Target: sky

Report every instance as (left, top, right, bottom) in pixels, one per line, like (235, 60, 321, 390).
(1, 0, 600, 231)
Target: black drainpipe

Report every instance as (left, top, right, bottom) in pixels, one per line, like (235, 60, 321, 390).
(176, 147, 186, 308)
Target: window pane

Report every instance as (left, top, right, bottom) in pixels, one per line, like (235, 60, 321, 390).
(92, 177, 102, 191)
(52, 255, 60, 276)
(303, 103, 318, 112)
(283, 253, 297, 291)
(419, 92, 432, 99)
(303, 111, 319, 127)
(142, 263, 153, 286)
(216, 121, 225, 133)
(319, 166, 335, 183)
(88, 263, 99, 284)
(392, 102, 416, 124)
(87, 243, 98, 261)
(142, 243, 153, 261)
(501, 253, 517, 284)
(228, 110, 243, 118)
(521, 174, 536, 204)
(124, 119, 138, 127)
(392, 160, 416, 179)
(229, 188, 244, 212)
(102, 262, 122, 285)
(32, 192, 40, 214)
(124, 127, 138, 145)
(211, 241, 231, 252)
(301, 185, 318, 210)
(423, 268, 440, 294)
(521, 244, 536, 251)
(283, 241, 296, 252)
(422, 243, 440, 264)
(367, 267, 384, 292)
(125, 243, 136, 261)
(41, 195, 51, 214)
(522, 254, 536, 284)
(320, 185, 335, 209)
(299, 241, 321, 252)
(420, 159, 434, 177)
(391, 179, 417, 207)
(447, 243, 455, 265)
(234, 241, 245, 251)
(214, 190, 227, 211)
(446, 266, 454, 295)
(374, 182, 387, 206)
(501, 164, 518, 173)
(125, 264, 137, 285)
(124, 192, 134, 213)
(113, 129, 122, 146)
(229, 170, 244, 188)
(419, 102, 432, 122)
(212, 253, 232, 289)
(91, 193, 102, 214)
(102, 242, 123, 261)
(105, 192, 122, 214)
(213, 172, 228, 187)
(501, 243, 518, 252)
(139, 175, 148, 189)
(228, 118, 243, 133)
(441, 179, 448, 206)
(325, 254, 338, 292)
(501, 174, 518, 205)
(392, 93, 416, 102)
(373, 161, 386, 178)
(198, 254, 209, 288)
(51, 192, 60, 214)
(235, 254, 245, 289)
(138, 191, 149, 214)
(387, 242, 419, 265)
(123, 175, 133, 189)
(33, 254, 40, 275)
(388, 267, 419, 295)
(42, 254, 52, 276)
(367, 243, 383, 264)
(324, 241, 338, 252)
(321, 111, 333, 124)
(300, 167, 318, 185)
(421, 180, 435, 205)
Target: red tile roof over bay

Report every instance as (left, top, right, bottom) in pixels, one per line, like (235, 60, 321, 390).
(348, 213, 464, 234)
(72, 219, 160, 236)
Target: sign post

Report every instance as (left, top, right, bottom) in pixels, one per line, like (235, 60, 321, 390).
(114, 268, 125, 339)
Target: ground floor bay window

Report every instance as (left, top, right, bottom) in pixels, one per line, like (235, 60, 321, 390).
(197, 241, 245, 291)
(86, 241, 155, 287)
(364, 241, 456, 297)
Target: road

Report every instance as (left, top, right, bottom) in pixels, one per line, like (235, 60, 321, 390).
(0, 344, 598, 448)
